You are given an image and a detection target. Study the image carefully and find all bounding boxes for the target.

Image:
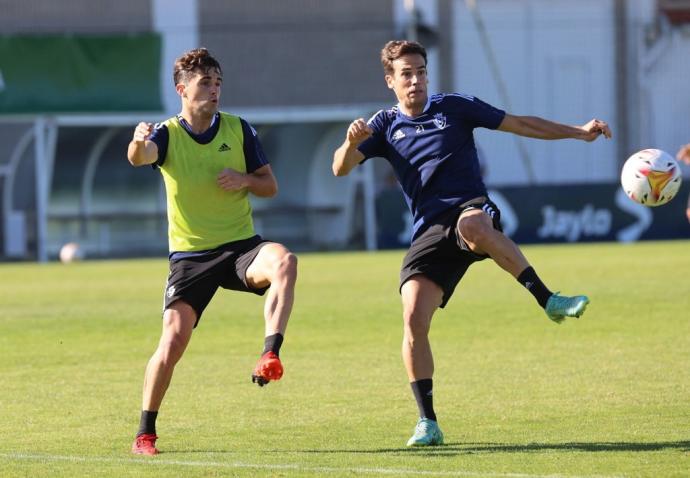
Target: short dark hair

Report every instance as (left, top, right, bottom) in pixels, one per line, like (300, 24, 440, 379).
(173, 48, 222, 85)
(380, 40, 427, 75)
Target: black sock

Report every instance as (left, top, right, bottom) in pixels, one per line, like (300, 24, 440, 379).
(517, 266, 553, 308)
(262, 333, 284, 357)
(137, 410, 158, 436)
(410, 379, 437, 422)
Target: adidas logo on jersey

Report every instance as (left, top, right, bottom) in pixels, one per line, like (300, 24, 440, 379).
(392, 129, 406, 141)
(218, 143, 231, 152)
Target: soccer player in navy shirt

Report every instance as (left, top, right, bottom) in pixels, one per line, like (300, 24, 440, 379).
(333, 40, 612, 447)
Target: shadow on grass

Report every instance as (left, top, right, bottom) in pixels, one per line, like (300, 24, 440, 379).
(287, 440, 690, 456)
(398, 441, 690, 455)
(171, 441, 690, 456)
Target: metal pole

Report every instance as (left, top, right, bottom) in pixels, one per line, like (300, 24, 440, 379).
(614, 0, 630, 164)
(33, 117, 48, 262)
(405, 0, 417, 41)
(152, 0, 199, 115)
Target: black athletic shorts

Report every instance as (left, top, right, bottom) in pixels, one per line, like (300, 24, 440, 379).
(399, 197, 502, 308)
(163, 235, 270, 326)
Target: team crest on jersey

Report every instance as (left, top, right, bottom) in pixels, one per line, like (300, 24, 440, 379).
(433, 113, 448, 130)
(392, 129, 406, 141)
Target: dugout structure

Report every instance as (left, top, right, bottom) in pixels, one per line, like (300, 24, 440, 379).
(0, 34, 161, 261)
(0, 34, 379, 261)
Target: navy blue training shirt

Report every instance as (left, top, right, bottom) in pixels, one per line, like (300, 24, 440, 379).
(358, 93, 505, 241)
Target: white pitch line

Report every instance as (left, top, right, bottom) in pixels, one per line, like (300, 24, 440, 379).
(0, 453, 626, 478)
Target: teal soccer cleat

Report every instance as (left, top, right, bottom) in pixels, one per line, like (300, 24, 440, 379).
(545, 293, 590, 324)
(406, 418, 444, 447)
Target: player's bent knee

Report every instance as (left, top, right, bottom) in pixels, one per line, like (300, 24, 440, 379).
(275, 251, 298, 281)
(457, 215, 492, 245)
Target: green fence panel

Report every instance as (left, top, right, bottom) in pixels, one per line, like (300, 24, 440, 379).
(0, 34, 162, 113)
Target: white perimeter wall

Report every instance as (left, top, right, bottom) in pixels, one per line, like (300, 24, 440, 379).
(628, 1, 690, 160)
(452, 0, 618, 185)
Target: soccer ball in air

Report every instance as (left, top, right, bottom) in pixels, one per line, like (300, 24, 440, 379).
(620, 149, 682, 206)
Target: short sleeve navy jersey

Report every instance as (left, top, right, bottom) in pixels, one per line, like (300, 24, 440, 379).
(149, 112, 268, 172)
(358, 93, 505, 241)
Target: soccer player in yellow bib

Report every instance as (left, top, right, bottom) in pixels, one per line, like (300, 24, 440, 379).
(127, 48, 297, 455)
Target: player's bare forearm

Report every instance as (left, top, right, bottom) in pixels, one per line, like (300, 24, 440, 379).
(127, 122, 158, 166)
(499, 115, 611, 142)
(333, 118, 371, 176)
(333, 142, 364, 176)
(127, 140, 157, 167)
(500, 115, 578, 139)
(217, 165, 277, 197)
(246, 171, 278, 197)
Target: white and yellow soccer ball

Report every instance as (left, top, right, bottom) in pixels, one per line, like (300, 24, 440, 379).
(620, 149, 682, 207)
(59, 242, 84, 263)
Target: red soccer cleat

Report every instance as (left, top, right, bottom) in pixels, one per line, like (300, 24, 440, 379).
(132, 433, 159, 455)
(251, 351, 283, 387)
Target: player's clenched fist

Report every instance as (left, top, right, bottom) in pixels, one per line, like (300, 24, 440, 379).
(133, 122, 154, 143)
(347, 118, 373, 146)
(580, 118, 612, 142)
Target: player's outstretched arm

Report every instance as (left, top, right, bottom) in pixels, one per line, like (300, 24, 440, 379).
(333, 118, 371, 176)
(127, 122, 158, 166)
(498, 114, 612, 142)
(676, 143, 690, 165)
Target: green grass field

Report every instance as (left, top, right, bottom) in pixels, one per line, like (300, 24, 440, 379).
(1, 240, 689, 477)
